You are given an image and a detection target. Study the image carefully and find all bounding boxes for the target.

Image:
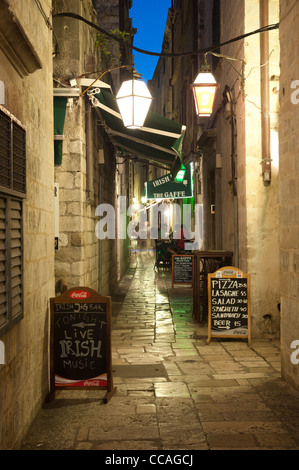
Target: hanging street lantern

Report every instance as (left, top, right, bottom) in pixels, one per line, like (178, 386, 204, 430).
(174, 166, 186, 182)
(191, 65, 219, 117)
(116, 77, 153, 129)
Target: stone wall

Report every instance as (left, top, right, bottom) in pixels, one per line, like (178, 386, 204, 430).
(53, 0, 120, 296)
(98, 135, 118, 295)
(54, 101, 98, 290)
(0, 0, 54, 449)
(214, 0, 280, 338)
(279, 0, 299, 390)
(92, 0, 133, 93)
(244, 0, 280, 338)
(149, 0, 280, 339)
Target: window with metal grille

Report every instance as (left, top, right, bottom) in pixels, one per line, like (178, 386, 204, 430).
(0, 107, 25, 336)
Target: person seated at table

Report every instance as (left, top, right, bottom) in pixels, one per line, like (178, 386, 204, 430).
(167, 224, 189, 255)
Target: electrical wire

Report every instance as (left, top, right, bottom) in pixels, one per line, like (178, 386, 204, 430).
(244, 49, 275, 80)
(207, 51, 244, 64)
(207, 51, 245, 79)
(52, 12, 279, 59)
(80, 65, 133, 96)
(34, 0, 61, 56)
(35, 0, 52, 29)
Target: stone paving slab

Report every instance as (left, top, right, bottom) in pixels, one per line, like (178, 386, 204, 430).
(19, 254, 299, 452)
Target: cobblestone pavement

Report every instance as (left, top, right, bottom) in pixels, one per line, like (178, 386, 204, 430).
(19, 251, 299, 452)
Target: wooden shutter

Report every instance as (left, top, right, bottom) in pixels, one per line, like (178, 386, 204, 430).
(12, 121, 26, 193)
(0, 196, 7, 330)
(0, 107, 26, 196)
(0, 107, 25, 335)
(10, 198, 23, 320)
(0, 193, 23, 335)
(0, 110, 11, 190)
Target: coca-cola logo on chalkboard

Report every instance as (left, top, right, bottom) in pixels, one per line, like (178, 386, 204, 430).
(69, 290, 91, 299)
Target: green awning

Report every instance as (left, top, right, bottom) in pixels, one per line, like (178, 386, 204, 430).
(89, 88, 185, 170)
(53, 96, 67, 166)
(145, 162, 193, 200)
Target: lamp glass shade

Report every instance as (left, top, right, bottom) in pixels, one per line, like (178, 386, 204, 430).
(192, 71, 219, 117)
(116, 79, 152, 129)
(175, 168, 186, 182)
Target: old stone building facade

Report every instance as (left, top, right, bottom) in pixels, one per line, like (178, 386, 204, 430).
(53, 0, 133, 296)
(0, 0, 134, 450)
(279, 0, 299, 390)
(0, 0, 54, 449)
(154, 0, 279, 336)
(92, 0, 134, 282)
(1, 0, 299, 452)
(151, 0, 280, 338)
(53, 1, 103, 292)
(150, 0, 299, 391)
(205, 0, 280, 340)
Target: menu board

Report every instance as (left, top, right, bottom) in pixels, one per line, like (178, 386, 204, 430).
(207, 267, 251, 344)
(48, 287, 116, 403)
(172, 255, 194, 287)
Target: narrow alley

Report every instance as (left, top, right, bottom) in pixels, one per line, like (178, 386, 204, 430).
(19, 252, 299, 452)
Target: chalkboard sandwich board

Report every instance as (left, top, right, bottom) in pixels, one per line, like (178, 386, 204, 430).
(172, 254, 194, 288)
(207, 267, 251, 344)
(48, 286, 116, 403)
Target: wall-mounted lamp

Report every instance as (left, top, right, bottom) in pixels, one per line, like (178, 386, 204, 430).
(78, 64, 152, 129)
(191, 64, 219, 117)
(116, 74, 152, 129)
(174, 167, 186, 182)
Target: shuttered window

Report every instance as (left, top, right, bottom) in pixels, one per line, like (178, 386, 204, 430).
(0, 197, 7, 330)
(0, 107, 25, 336)
(0, 110, 11, 190)
(0, 108, 26, 195)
